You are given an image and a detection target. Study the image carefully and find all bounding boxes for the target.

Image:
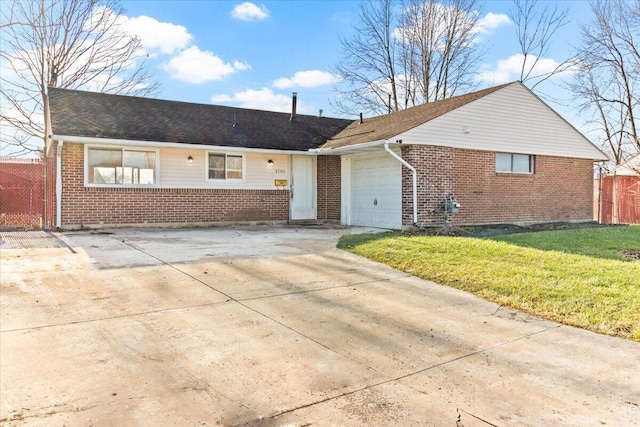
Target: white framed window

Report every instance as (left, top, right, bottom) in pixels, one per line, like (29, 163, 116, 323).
(496, 153, 534, 174)
(86, 146, 158, 186)
(207, 152, 244, 180)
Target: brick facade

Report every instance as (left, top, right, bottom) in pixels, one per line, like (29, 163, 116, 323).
(401, 145, 594, 227)
(316, 155, 341, 222)
(60, 143, 289, 228)
(57, 141, 594, 229)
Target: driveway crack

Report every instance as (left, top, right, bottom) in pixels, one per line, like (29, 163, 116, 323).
(237, 324, 560, 426)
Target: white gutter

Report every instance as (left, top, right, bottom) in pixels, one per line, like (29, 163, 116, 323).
(384, 141, 418, 226)
(51, 135, 316, 156)
(56, 140, 63, 228)
(315, 139, 387, 154)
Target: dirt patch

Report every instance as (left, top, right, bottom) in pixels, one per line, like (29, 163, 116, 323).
(620, 250, 640, 260)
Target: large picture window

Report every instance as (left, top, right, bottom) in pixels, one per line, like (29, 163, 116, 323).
(496, 153, 534, 174)
(87, 147, 157, 185)
(207, 153, 244, 180)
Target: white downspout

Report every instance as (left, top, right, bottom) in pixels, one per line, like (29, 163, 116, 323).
(56, 140, 63, 228)
(384, 141, 418, 226)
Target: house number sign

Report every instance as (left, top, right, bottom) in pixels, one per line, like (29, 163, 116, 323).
(275, 169, 286, 174)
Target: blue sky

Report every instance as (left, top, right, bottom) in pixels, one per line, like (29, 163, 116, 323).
(0, 0, 598, 157)
(117, 0, 595, 134)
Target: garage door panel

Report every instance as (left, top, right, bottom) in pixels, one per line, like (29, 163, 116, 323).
(377, 193, 397, 206)
(350, 152, 402, 230)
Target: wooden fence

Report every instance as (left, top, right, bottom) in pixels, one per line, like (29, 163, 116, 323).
(594, 175, 640, 224)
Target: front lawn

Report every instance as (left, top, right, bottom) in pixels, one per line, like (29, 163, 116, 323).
(338, 226, 640, 341)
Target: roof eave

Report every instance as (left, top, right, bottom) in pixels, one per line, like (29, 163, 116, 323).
(50, 134, 315, 155)
(317, 139, 390, 154)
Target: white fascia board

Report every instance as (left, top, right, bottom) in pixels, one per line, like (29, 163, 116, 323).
(50, 134, 315, 156)
(394, 131, 608, 161)
(316, 139, 389, 154)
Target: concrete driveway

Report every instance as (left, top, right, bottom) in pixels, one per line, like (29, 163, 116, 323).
(1, 226, 639, 426)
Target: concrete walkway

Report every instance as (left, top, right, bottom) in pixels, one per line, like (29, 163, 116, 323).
(1, 227, 638, 426)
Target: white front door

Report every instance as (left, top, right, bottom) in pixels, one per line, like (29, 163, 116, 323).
(290, 155, 316, 220)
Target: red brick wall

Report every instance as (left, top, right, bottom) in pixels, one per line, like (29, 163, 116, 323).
(317, 155, 341, 221)
(401, 145, 455, 225)
(60, 143, 289, 228)
(401, 145, 595, 226)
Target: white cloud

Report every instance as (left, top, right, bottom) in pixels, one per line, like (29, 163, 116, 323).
(273, 70, 341, 89)
(0, 105, 44, 154)
(331, 12, 351, 24)
(211, 94, 233, 103)
(393, 8, 509, 48)
(231, 2, 270, 21)
(87, 7, 191, 56)
(120, 15, 192, 55)
(115, 12, 249, 84)
(476, 12, 511, 34)
(162, 46, 248, 83)
(476, 53, 573, 85)
(211, 88, 311, 113)
(233, 60, 251, 71)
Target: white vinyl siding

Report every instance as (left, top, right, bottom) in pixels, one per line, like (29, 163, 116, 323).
(158, 148, 290, 189)
(395, 83, 607, 160)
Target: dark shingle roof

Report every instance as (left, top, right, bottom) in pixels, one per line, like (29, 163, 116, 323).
(49, 87, 353, 151)
(322, 82, 513, 150)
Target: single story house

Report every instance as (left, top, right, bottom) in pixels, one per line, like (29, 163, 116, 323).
(46, 81, 608, 230)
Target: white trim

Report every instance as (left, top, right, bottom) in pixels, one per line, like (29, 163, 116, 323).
(56, 140, 64, 228)
(317, 139, 387, 154)
(340, 156, 351, 226)
(84, 144, 160, 188)
(52, 134, 316, 156)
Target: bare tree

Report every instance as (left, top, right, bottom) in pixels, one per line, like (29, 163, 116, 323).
(508, 0, 571, 90)
(332, 0, 402, 116)
(333, 0, 484, 116)
(0, 0, 159, 156)
(570, 0, 639, 169)
(400, 0, 483, 105)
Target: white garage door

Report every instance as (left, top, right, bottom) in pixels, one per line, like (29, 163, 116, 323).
(350, 153, 402, 229)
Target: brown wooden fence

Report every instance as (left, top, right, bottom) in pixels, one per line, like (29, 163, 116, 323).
(594, 175, 640, 224)
(0, 158, 43, 229)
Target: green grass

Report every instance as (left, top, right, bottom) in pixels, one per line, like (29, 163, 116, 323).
(338, 226, 640, 341)
(490, 226, 640, 261)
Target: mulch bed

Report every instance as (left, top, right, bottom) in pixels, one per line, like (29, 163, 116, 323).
(408, 222, 626, 237)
